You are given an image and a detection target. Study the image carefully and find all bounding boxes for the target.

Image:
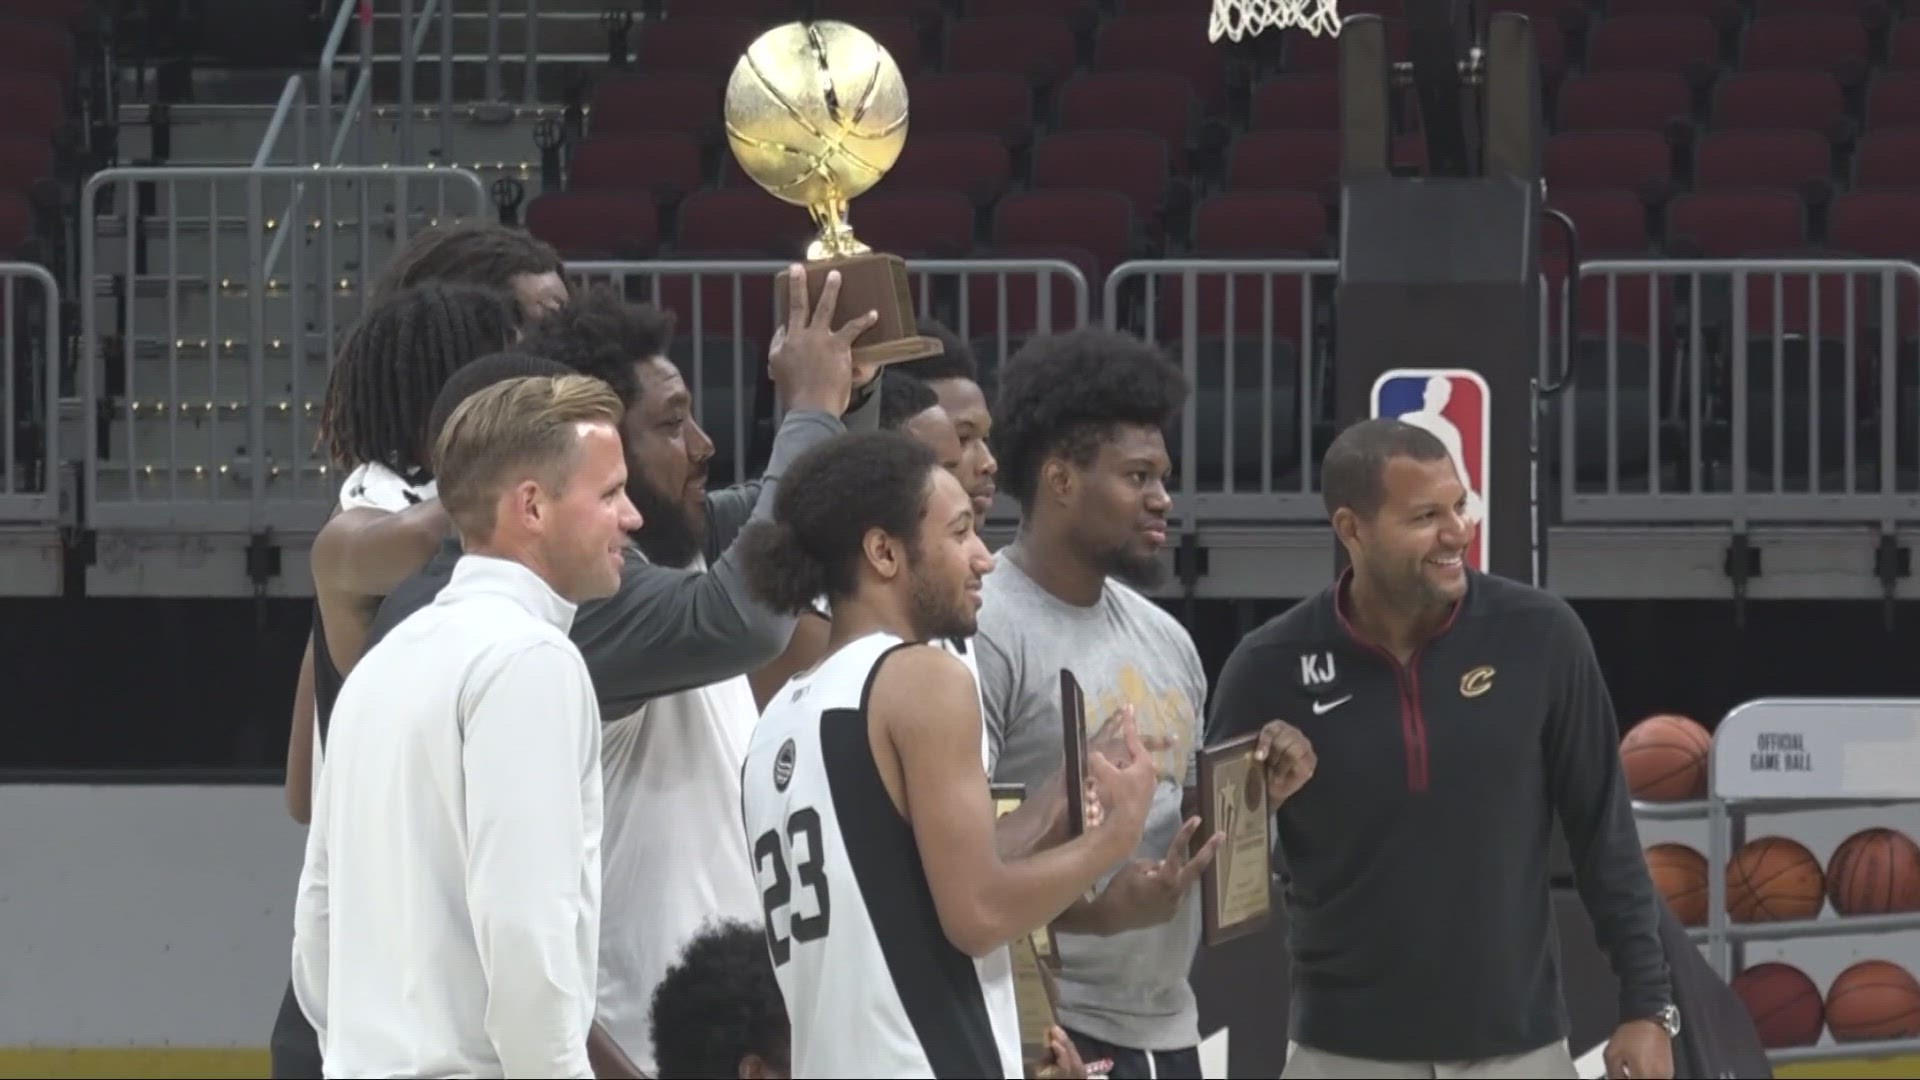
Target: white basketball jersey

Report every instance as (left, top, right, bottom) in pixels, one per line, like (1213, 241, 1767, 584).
(741, 631, 1022, 1079)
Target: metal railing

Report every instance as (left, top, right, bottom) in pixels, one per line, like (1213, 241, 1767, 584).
(567, 258, 1090, 487)
(1104, 259, 1343, 523)
(1563, 260, 1920, 527)
(0, 262, 61, 524)
(80, 165, 489, 531)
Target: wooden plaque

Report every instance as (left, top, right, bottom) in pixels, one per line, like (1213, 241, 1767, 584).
(1197, 732, 1274, 946)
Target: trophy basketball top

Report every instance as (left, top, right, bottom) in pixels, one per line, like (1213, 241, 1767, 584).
(723, 21, 909, 262)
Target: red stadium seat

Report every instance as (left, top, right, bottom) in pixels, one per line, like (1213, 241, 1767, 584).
(1227, 130, 1341, 194)
(909, 73, 1032, 144)
(1753, 0, 1880, 16)
(0, 17, 72, 78)
(992, 190, 1134, 284)
(842, 192, 974, 258)
(1665, 192, 1807, 256)
(1828, 190, 1920, 257)
(1487, 0, 1589, 39)
(1867, 73, 1920, 128)
(665, 0, 792, 19)
(1056, 74, 1199, 167)
(1543, 132, 1672, 195)
(946, 15, 1076, 88)
(1739, 14, 1868, 75)
(968, 0, 1089, 16)
(1545, 191, 1651, 255)
(1031, 131, 1174, 230)
(1094, 13, 1232, 112)
(526, 191, 660, 260)
(1251, 76, 1341, 131)
(589, 75, 723, 141)
(0, 75, 64, 139)
(1711, 71, 1846, 135)
(1585, 15, 1720, 77)
(634, 19, 763, 77)
(1692, 130, 1832, 194)
(813, 0, 942, 18)
(567, 135, 704, 204)
(1852, 129, 1920, 188)
(1606, 0, 1738, 28)
(878, 134, 1012, 204)
(1191, 192, 1330, 255)
(676, 189, 813, 259)
(0, 190, 30, 258)
(1892, 21, 1920, 71)
(1555, 73, 1692, 135)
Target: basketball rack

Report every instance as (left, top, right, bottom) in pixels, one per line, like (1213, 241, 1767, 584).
(1633, 697, 1920, 1065)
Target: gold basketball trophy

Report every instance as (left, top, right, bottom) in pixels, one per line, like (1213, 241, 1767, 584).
(725, 21, 942, 367)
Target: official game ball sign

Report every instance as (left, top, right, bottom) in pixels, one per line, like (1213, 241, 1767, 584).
(1371, 368, 1491, 570)
(1712, 698, 1920, 800)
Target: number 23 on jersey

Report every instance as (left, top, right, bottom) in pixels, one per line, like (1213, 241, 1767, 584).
(754, 806, 832, 964)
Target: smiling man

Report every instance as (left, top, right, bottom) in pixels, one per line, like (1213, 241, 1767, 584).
(1206, 418, 1676, 1080)
(973, 328, 1223, 1080)
(366, 269, 883, 1078)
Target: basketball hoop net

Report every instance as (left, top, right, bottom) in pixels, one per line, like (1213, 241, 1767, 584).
(1209, 0, 1343, 41)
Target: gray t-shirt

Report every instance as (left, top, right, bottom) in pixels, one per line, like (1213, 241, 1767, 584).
(974, 554, 1208, 1052)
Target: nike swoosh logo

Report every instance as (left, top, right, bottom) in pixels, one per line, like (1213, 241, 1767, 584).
(1312, 695, 1353, 715)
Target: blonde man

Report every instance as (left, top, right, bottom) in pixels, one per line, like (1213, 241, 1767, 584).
(292, 375, 642, 1079)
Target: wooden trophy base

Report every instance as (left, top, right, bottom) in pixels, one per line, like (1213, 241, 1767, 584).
(776, 252, 944, 369)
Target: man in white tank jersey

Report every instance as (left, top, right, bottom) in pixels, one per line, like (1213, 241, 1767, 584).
(736, 431, 1159, 1079)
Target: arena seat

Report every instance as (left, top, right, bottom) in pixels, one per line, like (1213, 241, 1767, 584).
(633, 19, 764, 77)
(1545, 191, 1651, 256)
(1093, 13, 1232, 112)
(1226, 130, 1341, 195)
(1851, 129, 1920, 188)
(1543, 132, 1673, 196)
(1692, 130, 1833, 199)
(588, 75, 722, 142)
(1555, 72, 1693, 134)
(1666, 191, 1810, 256)
(1030, 131, 1175, 234)
(1584, 14, 1721, 78)
(1739, 13, 1870, 77)
(879, 134, 1013, 206)
(567, 134, 704, 205)
(525, 191, 660, 259)
(1250, 76, 1341, 131)
(1710, 71, 1848, 136)
(945, 15, 1077, 90)
(1055, 73, 1200, 169)
(1865, 71, 1920, 126)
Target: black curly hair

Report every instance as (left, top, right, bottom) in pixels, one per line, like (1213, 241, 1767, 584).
(878, 370, 941, 430)
(424, 350, 574, 461)
(992, 327, 1189, 510)
(319, 282, 521, 478)
(649, 919, 789, 1080)
(371, 223, 564, 303)
(516, 287, 677, 409)
(888, 317, 977, 384)
(736, 431, 939, 615)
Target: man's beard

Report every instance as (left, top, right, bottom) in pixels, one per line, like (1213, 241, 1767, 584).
(1095, 546, 1167, 591)
(628, 475, 707, 569)
(906, 556, 976, 642)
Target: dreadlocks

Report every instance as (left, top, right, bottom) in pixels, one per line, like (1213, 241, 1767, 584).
(320, 282, 521, 479)
(371, 223, 564, 303)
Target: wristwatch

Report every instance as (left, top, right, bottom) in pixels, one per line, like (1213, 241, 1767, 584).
(1648, 1003, 1682, 1038)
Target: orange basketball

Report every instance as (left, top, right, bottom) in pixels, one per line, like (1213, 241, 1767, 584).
(1826, 960, 1920, 1042)
(1826, 827, 1920, 917)
(1726, 836, 1826, 922)
(1730, 962, 1825, 1048)
(1620, 713, 1712, 801)
(1645, 843, 1710, 926)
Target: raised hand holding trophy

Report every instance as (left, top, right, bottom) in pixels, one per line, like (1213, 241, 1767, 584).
(724, 21, 943, 368)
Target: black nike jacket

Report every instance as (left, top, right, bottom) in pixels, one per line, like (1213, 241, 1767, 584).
(1206, 569, 1672, 1062)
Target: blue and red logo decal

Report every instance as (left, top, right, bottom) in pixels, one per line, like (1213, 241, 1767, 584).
(1370, 368, 1490, 570)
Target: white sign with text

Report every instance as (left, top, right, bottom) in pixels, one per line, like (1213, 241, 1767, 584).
(1712, 698, 1920, 800)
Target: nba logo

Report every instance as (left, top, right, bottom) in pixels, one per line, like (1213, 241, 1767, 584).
(1370, 368, 1490, 570)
